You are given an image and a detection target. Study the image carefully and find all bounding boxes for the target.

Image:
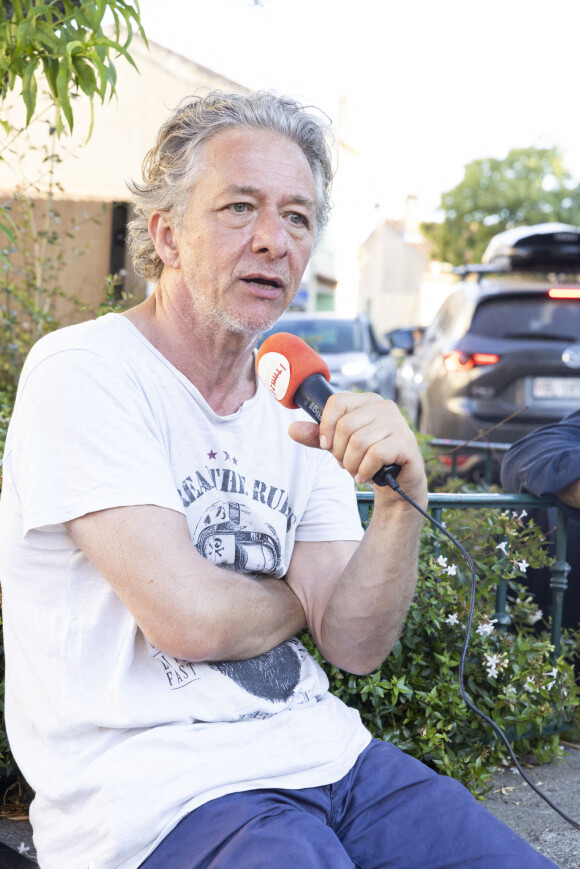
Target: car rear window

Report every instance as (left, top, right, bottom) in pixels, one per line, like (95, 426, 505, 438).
(469, 295, 580, 341)
(264, 320, 363, 353)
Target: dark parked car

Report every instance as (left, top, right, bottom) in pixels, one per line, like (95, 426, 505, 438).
(259, 312, 397, 400)
(395, 223, 580, 474)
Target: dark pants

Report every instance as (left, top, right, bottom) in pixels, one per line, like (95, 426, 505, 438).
(140, 739, 556, 868)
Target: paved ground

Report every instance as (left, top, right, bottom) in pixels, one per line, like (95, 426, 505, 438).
(0, 822, 36, 865)
(484, 742, 580, 868)
(0, 745, 578, 866)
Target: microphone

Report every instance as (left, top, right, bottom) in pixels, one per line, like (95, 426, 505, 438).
(256, 332, 401, 488)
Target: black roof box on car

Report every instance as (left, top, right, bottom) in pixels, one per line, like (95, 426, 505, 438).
(481, 222, 580, 271)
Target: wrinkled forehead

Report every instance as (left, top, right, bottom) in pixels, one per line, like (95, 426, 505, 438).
(206, 127, 315, 181)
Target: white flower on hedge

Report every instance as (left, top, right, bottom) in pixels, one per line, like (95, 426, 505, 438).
(545, 667, 559, 691)
(527, 609, 543, 625)
(519, 510, 528, 520)
(446, 612, 459, 626)
(524, 676, 536, 693)
(446, 564, 458, 576)
(436, 555, 448, 568)
(477, 619, 497, 637)
(484, 653, 503, 678)
(496, 541, 508, 555)
(516, 559, 529, 574)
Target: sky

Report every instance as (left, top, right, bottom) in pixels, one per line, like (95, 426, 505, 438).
(134, 0, 580, 224)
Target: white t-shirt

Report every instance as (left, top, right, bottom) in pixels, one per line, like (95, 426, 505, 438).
(0, 314, 371, 869)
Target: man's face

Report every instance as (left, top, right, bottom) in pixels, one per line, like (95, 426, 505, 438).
(172, 127, 318, 335)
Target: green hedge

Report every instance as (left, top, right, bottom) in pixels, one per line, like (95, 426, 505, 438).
(303, 501, 579, 795)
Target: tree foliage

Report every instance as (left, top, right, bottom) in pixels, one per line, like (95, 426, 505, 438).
(0, 0, 146, 135)
(422, 146, 580, 266)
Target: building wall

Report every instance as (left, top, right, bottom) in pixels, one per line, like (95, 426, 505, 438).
(359, 221, 430, 337)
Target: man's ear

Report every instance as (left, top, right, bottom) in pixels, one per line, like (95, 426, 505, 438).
(149, 212, 180, 269)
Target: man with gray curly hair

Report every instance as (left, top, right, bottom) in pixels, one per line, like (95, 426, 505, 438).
(0, 90, 556, 868)
(127, 91, 333, 284)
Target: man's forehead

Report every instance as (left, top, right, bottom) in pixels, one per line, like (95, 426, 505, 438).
(203, 128, 315, 184)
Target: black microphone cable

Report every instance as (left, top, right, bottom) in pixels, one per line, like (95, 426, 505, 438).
(381, 469, 580, 830)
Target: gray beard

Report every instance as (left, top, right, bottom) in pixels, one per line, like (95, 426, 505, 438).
(182, 274, 287, 337)
(206, 305, 277, 336)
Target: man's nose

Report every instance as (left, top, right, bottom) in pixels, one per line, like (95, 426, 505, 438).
(250, 208, 289, 258)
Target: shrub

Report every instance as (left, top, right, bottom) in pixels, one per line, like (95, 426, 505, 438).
(304, 503, 580, 796)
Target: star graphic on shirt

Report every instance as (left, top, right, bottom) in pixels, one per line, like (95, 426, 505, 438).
(207, 449, 217, 460)
(232, 456, 238, 465)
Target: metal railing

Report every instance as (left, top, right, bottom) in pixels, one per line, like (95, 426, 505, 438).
(356, 490, 570, 658)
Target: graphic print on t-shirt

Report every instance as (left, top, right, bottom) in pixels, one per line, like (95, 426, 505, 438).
(191, 498, 302, 702)
(194, 500, 281, 575)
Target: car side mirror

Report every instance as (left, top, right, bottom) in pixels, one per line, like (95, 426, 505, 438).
(384, 328, 417, 355)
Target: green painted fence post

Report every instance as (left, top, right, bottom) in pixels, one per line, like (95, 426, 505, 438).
(550, 510, 570, 659)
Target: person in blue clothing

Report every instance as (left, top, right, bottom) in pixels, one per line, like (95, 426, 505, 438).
(500, 410, 580, 642)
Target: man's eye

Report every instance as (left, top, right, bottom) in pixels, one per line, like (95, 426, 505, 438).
(289, 212, 307, 226)
(230, 203, 249, 214)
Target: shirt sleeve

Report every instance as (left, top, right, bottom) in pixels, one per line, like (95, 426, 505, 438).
(500, 411, 580, 519)
(9, 346, 184, 535)
(294, 448, 364, 543)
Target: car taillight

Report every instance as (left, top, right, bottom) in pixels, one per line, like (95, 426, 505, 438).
(443, 351, 500, 372)
(438, 453, 470, 468)
(548, 287, 580, 299)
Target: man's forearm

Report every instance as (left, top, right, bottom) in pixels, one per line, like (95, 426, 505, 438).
(175, 572, 307, 663)
(66, 505, 306, 664)
(286, 392, 429, 676)
(316, 501, 424, 674)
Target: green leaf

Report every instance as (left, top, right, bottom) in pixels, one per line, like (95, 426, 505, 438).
(65, 40, 85, 58)
(91, 35, 138, 72)
(33, 22, 64, 53)
(0, 221, 16, 246)
(72, 56, 97, 97)
(14, 17, 31, 54)
(41, 55, 59, 100)
(89, 45, 109, 100)
(55, 60, 73, 133)
(94, 0, 108, 31)
(20, 55, 38, 125)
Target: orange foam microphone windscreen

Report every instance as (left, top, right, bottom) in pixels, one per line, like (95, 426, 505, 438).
(256, 332, 331, 409)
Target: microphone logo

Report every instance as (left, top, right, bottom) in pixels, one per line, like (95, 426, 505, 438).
(257, 352, 291, 401)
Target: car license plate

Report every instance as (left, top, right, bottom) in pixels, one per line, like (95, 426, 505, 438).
(532, 377, 580, 399)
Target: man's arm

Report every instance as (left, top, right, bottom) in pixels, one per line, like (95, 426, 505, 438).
(500, 411, 580, 511)
(65, 505, 306, 662)
(554, 479, 580, 509)
(285, 393, 427, 675)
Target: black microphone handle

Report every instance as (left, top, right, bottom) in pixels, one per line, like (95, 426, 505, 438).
(293, 375, 401, 488)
